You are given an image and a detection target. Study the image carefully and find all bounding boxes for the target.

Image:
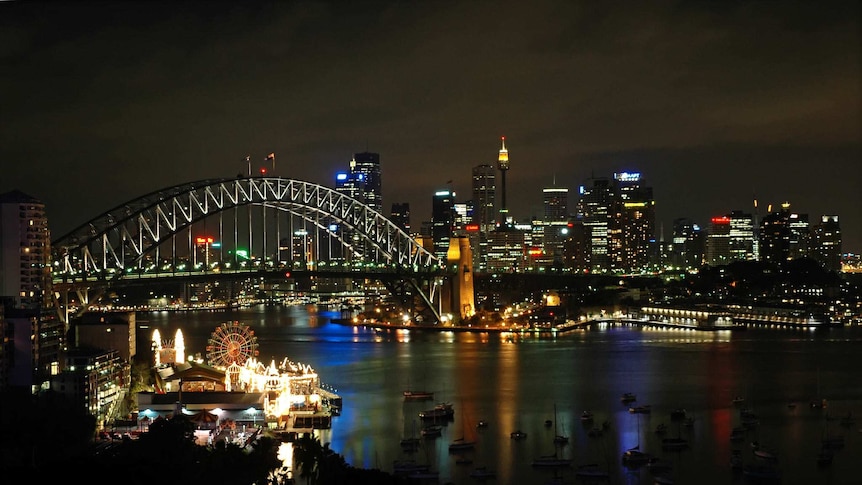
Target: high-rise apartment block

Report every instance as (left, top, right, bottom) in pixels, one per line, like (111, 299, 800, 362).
(0, 190, 64, 390)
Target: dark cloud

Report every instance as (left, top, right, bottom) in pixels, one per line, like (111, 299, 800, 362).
(2, 1, 860, 250)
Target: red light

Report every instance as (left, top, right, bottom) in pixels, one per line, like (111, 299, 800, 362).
(465, 224, 480, 231)
(284, 272, 291, 278)
(260, 167, 267, 175)
(711, 216, 731, 225)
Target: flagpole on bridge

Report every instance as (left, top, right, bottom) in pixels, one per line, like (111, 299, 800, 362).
(266, 153, 275, 175)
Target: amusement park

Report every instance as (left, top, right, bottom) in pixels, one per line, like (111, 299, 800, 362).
(137, 320, 341, 445)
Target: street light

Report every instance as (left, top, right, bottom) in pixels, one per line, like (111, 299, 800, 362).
(247, 407, 257, 428)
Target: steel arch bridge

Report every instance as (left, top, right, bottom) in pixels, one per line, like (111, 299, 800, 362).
(51, 177, 446, 322)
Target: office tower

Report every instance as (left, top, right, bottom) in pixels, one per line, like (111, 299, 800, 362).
(333, 151, 382, 262)
(431, 190, 456, 262)
(485, 224, 526, 273)
(543, 187, 569, 222)
(670, 218, 705, 270)
(706, 216, 731, 266)
(534, 187, 569, 268)
(576, 177, 612, 272)
(496, 136, 510, 225)
(728, 211, 757, 262)
(562, 219, 591, 272)
(471, 164, 497, 232)
(351, 151, 382, 212)
(705, 211, 756, 267)
(0, 190, 63, 390)
(613, 172, 656, 273)
(335, 151, 382, 212)
(812, 215, 842, 272)
(390, 202, 411, 233)
(760, 203, 810, 266)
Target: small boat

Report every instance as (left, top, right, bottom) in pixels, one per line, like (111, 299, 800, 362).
(419, 402, 454, 420)
(476, 420, 489, 428)
(531, 453, 573, 467)
(448, 437, 476, 452)
(621, 392, 637, 403)
(455, 455, 473, 465)
(629, 405, 652, 414)
(622, 447, 652, 467)
(544, 419, 553, 427)
(575, 463, 609, 480)
(408, 470, 440, 480)
(753, 447, 778, 461)
(421, 425, 442, 437)
(580, 410, 595, 422)
(469, 466, 496, 479)
(510, 429, 528, 440)
(393, 459, 429, 474)
(732, 396, 745, 405)
(400, 437, 421, 451)
(403, 390, 434, 401)
(661, 437, 689, 451)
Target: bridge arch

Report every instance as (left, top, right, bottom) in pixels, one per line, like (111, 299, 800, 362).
(52, 177, 440, 278)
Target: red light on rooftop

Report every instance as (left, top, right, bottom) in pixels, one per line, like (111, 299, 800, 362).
(711, 216, 731, 225)
(465, 224, 480, 231)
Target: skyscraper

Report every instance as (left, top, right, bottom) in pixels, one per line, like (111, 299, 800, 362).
(576, 177, 613, 272)
(352, 151, 382, 213)
(471, 164, 496, 233)
(390, 202, 411, 233)
(812, 215, 841, 272)
(336, 151, 382, 212)
(431, 190, 456, 262)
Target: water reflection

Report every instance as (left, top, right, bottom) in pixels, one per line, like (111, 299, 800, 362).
(139, 306, 861, 485)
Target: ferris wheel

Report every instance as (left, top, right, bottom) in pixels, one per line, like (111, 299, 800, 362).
(206, 321, 259, 367)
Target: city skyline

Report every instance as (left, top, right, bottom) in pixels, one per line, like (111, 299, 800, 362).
(2, 1, 860, 251)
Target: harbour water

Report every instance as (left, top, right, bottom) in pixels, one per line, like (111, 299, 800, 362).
(138, 304, 861, 484)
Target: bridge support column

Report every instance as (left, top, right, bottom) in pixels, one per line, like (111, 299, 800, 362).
(442, 236, 476, 322)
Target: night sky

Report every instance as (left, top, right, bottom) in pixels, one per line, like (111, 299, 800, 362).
(2, 1, 860, 252)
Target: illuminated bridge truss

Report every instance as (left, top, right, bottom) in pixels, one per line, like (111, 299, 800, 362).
(51, 177, 445, 322)
(52, 177, 439, 277)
